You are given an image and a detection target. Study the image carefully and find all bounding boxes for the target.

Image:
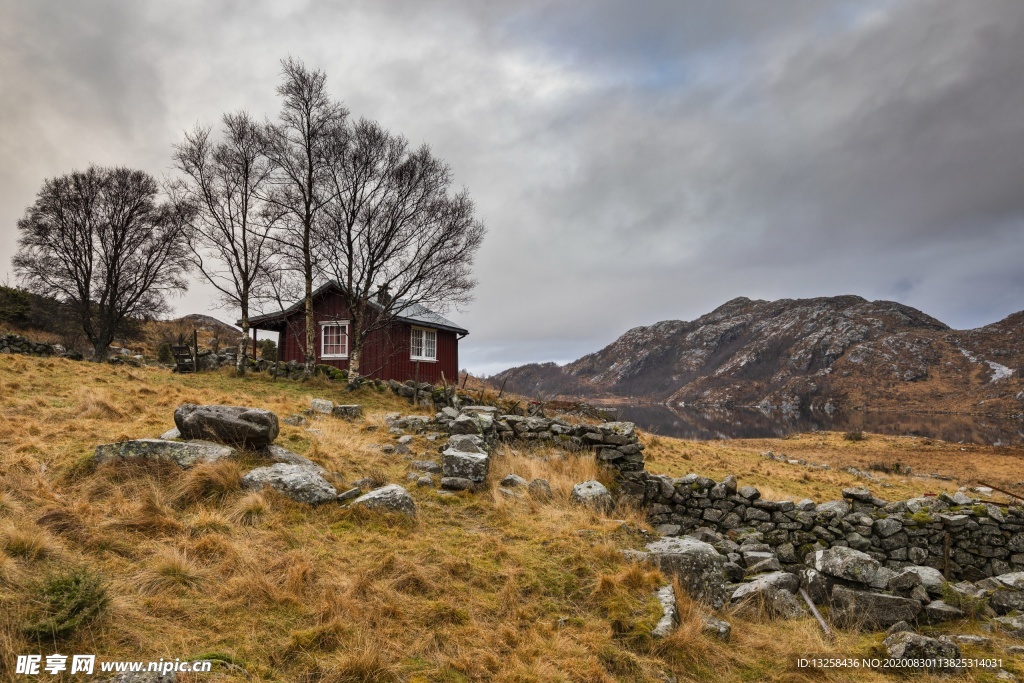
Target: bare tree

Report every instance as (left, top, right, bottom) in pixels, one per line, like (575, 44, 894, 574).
(261, 57, 348, 377)
(316, 117, 485, 376)
(172, 112, 276, 375)
(13, 166, 191, 360)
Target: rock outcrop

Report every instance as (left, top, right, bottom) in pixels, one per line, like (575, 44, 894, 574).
(173, 404, 280, 448)
(241, 463, 338, 505)
(93, 439, 234, 469)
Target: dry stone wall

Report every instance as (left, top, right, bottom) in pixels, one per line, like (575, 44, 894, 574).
(0, 334, 82, 360)
(619, 469, 1024, 582)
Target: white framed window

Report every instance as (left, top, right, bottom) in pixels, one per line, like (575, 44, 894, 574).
(320, 321, 349, 359)
(410, 326, 437, 361)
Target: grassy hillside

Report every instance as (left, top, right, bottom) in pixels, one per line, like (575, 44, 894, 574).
(0, 355, 1020, 682)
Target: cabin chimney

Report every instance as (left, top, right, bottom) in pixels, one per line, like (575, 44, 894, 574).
(376, 284, 392, 307)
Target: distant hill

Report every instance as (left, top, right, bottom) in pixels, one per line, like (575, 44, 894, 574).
(491, 296, 1024, 415)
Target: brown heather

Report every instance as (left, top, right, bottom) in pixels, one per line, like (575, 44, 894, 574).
(0, 354, 1020, 681)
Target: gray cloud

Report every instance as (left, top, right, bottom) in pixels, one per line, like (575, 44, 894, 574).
(1, 0, 1022, 374)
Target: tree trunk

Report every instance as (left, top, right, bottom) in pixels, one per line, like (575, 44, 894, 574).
(237, 317, 249, 376)
(349, 344, 361, 378)
(348, 314, 362, 378)
(92, 340, 111, 362)
(303, 278, 316, 377)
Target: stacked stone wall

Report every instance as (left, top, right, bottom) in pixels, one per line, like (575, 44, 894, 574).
(620, 469, 1024, 582)
(0, 334, 81, 360)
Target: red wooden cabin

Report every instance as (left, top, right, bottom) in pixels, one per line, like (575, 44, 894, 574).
(246, 281, 468, 384)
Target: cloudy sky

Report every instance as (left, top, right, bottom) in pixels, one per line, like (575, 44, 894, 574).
(2, 0, 1022, 374)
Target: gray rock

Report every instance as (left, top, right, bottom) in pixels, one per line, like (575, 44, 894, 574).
(442, 449, 489, 482)
(873, 517, 903, 537)
(656, 524, 682, 537)
(731, 571, 800, 602)
(410, 460, 442, 474)
(886, 620, 914, 635)
(397, 435, 414, 445)
(159, 427, 181, 440)
(94, 439, 234, 469)
(350, 484, 416, 517)
(745, 557, 782, 575)
(570, 480, 613, 513)
(809, 546, 879, 585)
(815, 500, 849, 517)
(241, 463, 338, 505)
(701, 615, 731, 641)
(896, 565, 946, 596)
(800, 568, 831, 605)
(830, 585, 922, 630)
(447, 433, 487, 454)
(260, 444, 325, 473)
(921, 599, 964, 624)
(870, 566, 897, 591)
(883, 632, 963, 671)
(310, 398, 334, 414)
(500, 473, 528, 488)
(528, 478, 552, 501)
(647, 536, 727, 609)
(283, 414, 306, 426)
(994, 572, 1024, 591)
(337, 487, 362, 503)
(440, 477, 478, 491)
(331, 404, 361, 419)
(417, 475, 434, 488)
(652, 585, 679, 639)
(991, 589, 1024, 615)
(449, 414, 482, 435)
(737, 486, 760, 501)
(174, 404, 279, 448)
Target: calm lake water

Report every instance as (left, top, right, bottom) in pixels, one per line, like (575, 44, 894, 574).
(608, 404, 1024, 447)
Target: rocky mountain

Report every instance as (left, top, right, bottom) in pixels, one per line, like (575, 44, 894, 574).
(492, 296, 1024, 415)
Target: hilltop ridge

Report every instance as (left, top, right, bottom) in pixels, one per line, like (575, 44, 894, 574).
(492, 296, 1024, 414)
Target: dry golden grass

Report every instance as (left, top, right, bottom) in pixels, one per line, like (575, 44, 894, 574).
(0, 354, 1020, 682)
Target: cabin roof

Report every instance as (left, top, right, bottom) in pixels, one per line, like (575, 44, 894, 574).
(246, 281, 469, 335)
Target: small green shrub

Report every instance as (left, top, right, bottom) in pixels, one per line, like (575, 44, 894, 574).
(258, 338, 277, 361)
(21, 568, 108, 640)
(157, 342, 174, 364)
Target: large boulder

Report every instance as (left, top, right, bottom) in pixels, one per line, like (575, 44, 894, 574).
(883, 632, 963, 672)
(349, 484, 417, 518)
(830, 585, 922, 630)
(93, 439, 233, 469)
(646, 537, 727, 609)
(442, 449, 489, 482)
(174, 404, 279, 448)
(808, 546, 879, 586)
(241, 463, 338, 505)
(570, 480, 613, 513)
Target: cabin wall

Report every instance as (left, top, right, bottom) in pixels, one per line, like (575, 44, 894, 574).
(274, 290, 460, 383)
